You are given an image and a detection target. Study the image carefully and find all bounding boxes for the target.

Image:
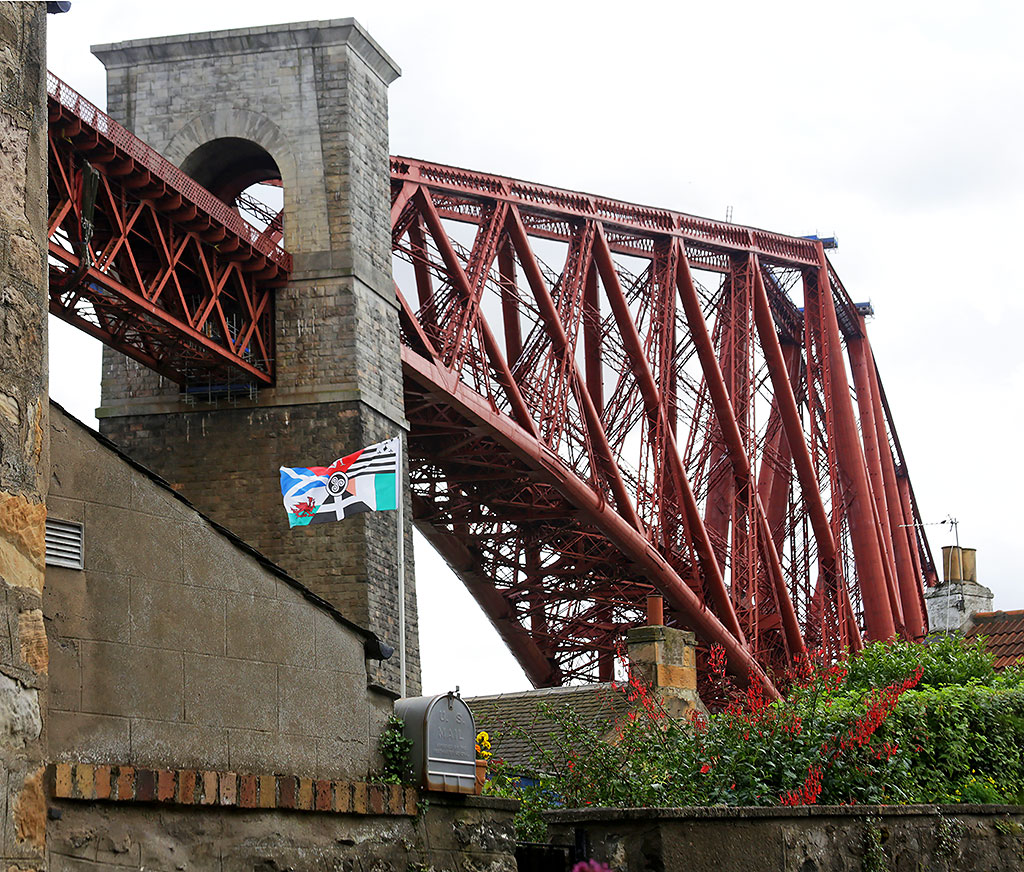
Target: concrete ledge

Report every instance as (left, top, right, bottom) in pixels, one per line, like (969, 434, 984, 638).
(425, 793, 520, 813)
(544, 803, 1024, 823)
(92, 19, 401, 84)
(51, 762, 418, 816)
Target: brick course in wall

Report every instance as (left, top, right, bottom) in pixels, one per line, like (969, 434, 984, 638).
(52, 762, 418, 816)
(91, 21, 418, 694)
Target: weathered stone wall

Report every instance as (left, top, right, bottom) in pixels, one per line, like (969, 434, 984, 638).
(546, 805, 1024, 872)
(47, 406, 393, 780)
(0, 3, 49, 864)
(91, 21, 418, 694)
(46, 789, 516, 872)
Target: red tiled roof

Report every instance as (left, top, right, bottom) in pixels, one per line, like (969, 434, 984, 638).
(964, 610, 1024, 669)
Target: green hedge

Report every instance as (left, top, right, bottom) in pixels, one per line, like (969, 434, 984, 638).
(485, 636, 1024, 837)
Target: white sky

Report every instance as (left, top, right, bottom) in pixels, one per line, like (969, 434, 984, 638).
(45, 1, 1024, 696)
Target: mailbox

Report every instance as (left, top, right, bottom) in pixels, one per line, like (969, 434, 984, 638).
(395, 691, 476, 793)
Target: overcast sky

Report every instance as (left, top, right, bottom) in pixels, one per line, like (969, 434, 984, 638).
(45, 1, 1024, 696)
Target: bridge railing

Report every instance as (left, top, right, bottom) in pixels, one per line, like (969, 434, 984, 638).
(47, 72, 291, 271)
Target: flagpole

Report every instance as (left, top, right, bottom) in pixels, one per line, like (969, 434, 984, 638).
(397, 432, 407, 698)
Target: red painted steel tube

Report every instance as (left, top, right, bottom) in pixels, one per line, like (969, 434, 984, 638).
(750, 266, 839, 569)
(402, 346, 779, 697)
(592, 226, 747, 647)
(813, 247, 896, 641)
(675, 248, 804, 659)
(757, 344, 800, 555)
(863, 340, 926, 638)
(897, 472, 931, 629)
(506, 209, 643, 531)
(411, 494, 560, 686)
(848, 326, 906, 636)
(415, 189, 541, 440)
(497, 239, 523, 367)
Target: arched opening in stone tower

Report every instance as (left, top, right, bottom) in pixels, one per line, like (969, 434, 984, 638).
(180, 137, 284, 247)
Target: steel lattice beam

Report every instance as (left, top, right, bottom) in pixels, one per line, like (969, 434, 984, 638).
(392, 156, 934, 694)
(47, 73, 288, 387)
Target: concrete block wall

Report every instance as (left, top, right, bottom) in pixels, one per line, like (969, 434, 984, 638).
(0, 3, 49, 863)
(91, 21, 418, 694)
(46, 406, 394, 781)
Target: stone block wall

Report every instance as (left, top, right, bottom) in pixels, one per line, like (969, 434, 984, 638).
(546, 805, 1024, 872)
(46, 406, 394, 780)
(91, 20, 418, 695)
(0, 3, 49, 864)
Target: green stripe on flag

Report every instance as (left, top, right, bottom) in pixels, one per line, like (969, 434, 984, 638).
(374, 473, 397, 511)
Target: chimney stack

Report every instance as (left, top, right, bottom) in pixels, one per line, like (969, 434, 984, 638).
(626, 617, 705, 718)
(924, 546, 993, 634)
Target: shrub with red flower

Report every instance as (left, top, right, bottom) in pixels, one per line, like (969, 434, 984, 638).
(484, 635, 1024, 839)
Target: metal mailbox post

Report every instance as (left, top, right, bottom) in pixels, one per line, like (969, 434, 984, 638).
(395, 691, 477, 793)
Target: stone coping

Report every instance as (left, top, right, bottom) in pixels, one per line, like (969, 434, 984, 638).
(51, 763, 417, 816)
(544, 803, 1024, 822)
(91, 19, 400, 84)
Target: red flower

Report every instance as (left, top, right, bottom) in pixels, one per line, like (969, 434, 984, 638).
(700, 763, 711, 774)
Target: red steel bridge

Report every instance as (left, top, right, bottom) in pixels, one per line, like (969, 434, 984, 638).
(47, 74, 936, 697)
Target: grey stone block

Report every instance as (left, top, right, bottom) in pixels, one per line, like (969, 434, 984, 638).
(45, 569, 130, 644)
(227, 727, 317, 777)
(313, 610, 365, 670)
(315, 735, 370, 781)
(47, 710, 130, 764)
(45, 494, 84, 523)
(50, 421, 132, 510)
(277, 665, 366, 738)
(130, 577, 225, 655)
(83, 501, 181, 581)
(80, 640, 183, 722)
(182, 521, 277, 598)
(130, 718, 230, 770)
(183, 654, 276, 731)
(47, 635, 81, 711)
(224, 593, 313, 665)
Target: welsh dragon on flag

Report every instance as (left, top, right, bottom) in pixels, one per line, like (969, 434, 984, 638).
(280, 438, 399, 528)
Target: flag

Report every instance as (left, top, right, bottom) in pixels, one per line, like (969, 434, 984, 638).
(280, 437, 399, 528)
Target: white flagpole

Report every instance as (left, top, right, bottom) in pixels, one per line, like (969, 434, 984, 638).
(397, 433, 406, 698)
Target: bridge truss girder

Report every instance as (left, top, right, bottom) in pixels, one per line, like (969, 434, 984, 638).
(391, 156, 936, 694)
(47, 73, 288, 388)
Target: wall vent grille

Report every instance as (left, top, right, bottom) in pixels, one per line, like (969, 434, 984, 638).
(45, 518, 83, 569)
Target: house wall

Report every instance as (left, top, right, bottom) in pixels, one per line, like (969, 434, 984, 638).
(46, 405, 393, 781)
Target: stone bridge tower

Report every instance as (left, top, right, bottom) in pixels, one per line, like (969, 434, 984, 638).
(92, 21, 418, 694)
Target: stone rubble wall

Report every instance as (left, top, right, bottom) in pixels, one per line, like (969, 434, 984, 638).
(0, 3, 50, 866)
(46, 793, 517, 872)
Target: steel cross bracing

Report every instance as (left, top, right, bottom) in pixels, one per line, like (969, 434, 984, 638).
(47, 73, 290, 388)
(391, 156, 937, 694)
